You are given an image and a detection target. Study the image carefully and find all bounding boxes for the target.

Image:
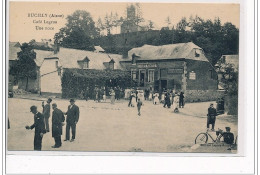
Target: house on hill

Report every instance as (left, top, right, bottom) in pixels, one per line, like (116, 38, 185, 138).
(120, 42, 220, 102)
(39, 47, 123, 95)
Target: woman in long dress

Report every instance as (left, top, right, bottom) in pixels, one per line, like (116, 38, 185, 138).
(131, 92, 137, 107)
(173, 93, 179, 113)
(153, 93, 159, 105)
(110, 89, 115, 104)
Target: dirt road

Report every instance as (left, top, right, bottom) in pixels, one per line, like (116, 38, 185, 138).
(7, 98, 237, 152)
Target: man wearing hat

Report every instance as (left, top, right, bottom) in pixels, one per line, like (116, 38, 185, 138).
(42, 98, 52, 132)
(207, 103, 217, 131)
(220, 127, 235, 144)
(64, 99, 80, 142)
(51, 103, 65, 148)
(25, 106, 46, 151)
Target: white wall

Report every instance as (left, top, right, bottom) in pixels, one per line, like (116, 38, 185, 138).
(40, 58, 62, 94)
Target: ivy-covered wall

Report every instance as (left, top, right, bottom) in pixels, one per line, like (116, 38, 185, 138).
(61, 68, 137, 99)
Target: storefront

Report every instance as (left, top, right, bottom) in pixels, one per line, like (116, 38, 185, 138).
(120, 42, 218, 93)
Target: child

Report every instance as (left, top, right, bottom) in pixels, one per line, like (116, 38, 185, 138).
(137, 98, 143, 116)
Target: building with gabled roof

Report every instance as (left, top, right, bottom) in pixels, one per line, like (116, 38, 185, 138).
(120, 42, 219, 101)
(39, 47, 124, 95)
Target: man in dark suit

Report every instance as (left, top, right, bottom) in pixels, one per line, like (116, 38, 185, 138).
(64, 99, 80, 142)
(42, 98, 52, 132)
(207, 103, 218, 131)
(51, 103, 65, 148)
(25, 106, 46, 151)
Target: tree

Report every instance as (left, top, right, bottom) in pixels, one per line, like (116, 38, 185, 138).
(15, 43, 37, 91)
(219, 63, 238, 115)
(54, 10, 98, 50)
(176, 17, 189, 31)
(148, 20, 154, 30)
(165, 16, 172, 28)
(134, 3, 144, 26)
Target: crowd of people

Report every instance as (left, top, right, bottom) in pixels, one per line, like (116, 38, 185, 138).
(23, 86, 236, 151)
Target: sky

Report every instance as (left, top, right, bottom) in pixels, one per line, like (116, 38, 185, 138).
(9, 2, 240, 43)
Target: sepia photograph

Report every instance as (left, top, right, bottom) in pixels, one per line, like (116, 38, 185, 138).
(7, 1, 240, 153)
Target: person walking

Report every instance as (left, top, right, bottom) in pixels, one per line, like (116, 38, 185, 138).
(179, 92, 185, 108)
(64, 99, 80, 142)
(25, 106, 46, 151)
(42, 98, 52, 132)
(137, 98, 143, 116)
(128, 91, 133, 107)
(51, 103, 65, 148)
(207, 103, 217, 131)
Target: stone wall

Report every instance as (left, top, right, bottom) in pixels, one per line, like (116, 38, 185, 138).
(185, 90, 225, 103)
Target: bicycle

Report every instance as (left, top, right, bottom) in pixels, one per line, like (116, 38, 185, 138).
(195, 128, 224, 144)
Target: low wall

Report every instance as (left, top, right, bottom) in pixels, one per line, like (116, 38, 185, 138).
(41, 92, 62, 98)
(185, 90, 225, 103)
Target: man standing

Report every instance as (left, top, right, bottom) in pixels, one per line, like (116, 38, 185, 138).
(207, 103, 217, 131)
(179, 92, 184, 108)
(25, 106, 46, 151)
(42, 98, 52, 132)
(51, 103, 65, 148)
(64, 99, 80, 142)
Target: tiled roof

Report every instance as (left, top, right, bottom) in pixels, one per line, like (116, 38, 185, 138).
(34, 49, 53, 67)
(126, 42, 209, 62)
(47, 47, 124, 70)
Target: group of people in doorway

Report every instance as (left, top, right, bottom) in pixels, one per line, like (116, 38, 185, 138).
(25, 98, 80, 151)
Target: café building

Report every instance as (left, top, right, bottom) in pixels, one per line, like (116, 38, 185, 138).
(120, 42, 218, 93)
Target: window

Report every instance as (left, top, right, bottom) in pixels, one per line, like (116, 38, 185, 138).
(148, 69, 155, 82)
(209, 70, 214, 79)
(109, 62, 114, 70)
(131, 69, 137, 80)
(55, 61, 58, 68)
(83, 61, 89, 69)
(195, 49, 200, 57)
(189, 71, 196, 80)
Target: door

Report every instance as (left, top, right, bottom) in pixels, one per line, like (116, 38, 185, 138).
(160, 80, 167, 91)
(139, 69, 146, 87)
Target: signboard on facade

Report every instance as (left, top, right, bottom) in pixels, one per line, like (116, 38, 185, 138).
(189, 71, 196, 80)
(168, 68, 183, 74)
(137, 63, 157, 68)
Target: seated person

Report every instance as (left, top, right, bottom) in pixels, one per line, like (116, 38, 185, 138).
(219, 127, 234, 144)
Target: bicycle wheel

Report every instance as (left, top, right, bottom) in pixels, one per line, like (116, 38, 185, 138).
(195, 133, 208, 144)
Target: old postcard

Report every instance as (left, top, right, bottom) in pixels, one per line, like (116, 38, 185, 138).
(7, 1, 240, 153)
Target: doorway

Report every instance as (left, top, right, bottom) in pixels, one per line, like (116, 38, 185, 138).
(139, 69, 146, 87)
(160, 80, 167, 91)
